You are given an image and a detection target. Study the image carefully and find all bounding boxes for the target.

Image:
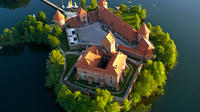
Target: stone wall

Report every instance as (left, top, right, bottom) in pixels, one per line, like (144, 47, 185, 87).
(76, 67, 119, 89)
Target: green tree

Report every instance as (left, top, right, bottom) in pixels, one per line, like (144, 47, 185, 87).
(150, 26, 177, 71)
(122, 99, 130, 112)
(45, 69, 61, 88)
(81, 0, 86, 9)
(49, 49, 64, 65)
(135, 14, 141, 30)
(106, 102, 121, 112)
(119, 4, 128, 12)
(132, 104, 152, 112)
(132, 92, 141, 105)
(47, 34, 60, 48)
(135, 70, 157, 97)
(148, 61, 166, 87)
(36, 11, 47, 24)
(140, 9, 146, 20)
(52, 25, 63, 38)
(114, 10, 122, 16)
(136, 5, 142, 13)
(146, 22, 152, 32)
(91, 0, 97, 10)
(92, 89, 120, 112)
(129, 5, 137, 12)
(57, 84, 92, 112)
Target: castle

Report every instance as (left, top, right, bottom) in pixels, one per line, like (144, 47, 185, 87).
(76, 32, 127, 90)
(53, 0, 155, 60)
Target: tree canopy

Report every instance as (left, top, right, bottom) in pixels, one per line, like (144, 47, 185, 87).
(81, 0, 86, 9)
(36, 11, 47, 23)
(47, 34, 60, 48)
(49, 49, 64, 65)
(90, 0, 97, 10)
(119, 4, 128, 12)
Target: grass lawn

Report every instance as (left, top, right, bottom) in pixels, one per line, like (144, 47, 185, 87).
(111, 61, 137, 97)
(120, 13, 138, 29)
(64, 54, 79, 78)
(59, 30, 70, 51)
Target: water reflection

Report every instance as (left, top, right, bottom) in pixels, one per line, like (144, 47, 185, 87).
(0, 0, 30, 10)
(0, 43, 50, 57)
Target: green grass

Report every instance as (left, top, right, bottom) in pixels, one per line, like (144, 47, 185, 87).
(120, 12, 138, 29)
(64, 54, 79, 78)
(114, 61, 137, 97)
(59, 30, 70, 52)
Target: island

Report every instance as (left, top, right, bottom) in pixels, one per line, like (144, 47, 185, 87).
(0, 0, 177, 112)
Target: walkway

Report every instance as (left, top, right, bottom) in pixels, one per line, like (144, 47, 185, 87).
(58, 47, 66, 84)
(63, 51, 81, 81)
(42, 0, 66, 13)
(42, 0, 77, 17)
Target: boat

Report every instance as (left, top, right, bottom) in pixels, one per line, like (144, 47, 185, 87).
(66, 0, 78, 9)
(66, 0, 73, 9)
(62, 0, 65, 9)
(74, 2, 78, 8)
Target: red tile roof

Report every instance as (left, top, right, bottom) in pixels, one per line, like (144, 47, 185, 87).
(66, 16, 83, 28)
(118, 45, 144, 56)
(76, 8, 87, 16)
(136, 38, 155, 52)
(101, 31, 115, 53)
(98, 7, 137, 42)
(138, 23, 150, 35)
(54, 10, 65, 22)
(76, 45, 127, 76)
(87, 10, 99, 23)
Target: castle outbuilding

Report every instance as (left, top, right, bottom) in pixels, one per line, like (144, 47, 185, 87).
(53, 10, 65, 26)
(76, 32, 127, 91)
(76, 8, 88, 23)
(64, 0, 155, 60)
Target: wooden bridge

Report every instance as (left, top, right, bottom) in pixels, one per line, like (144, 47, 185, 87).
(42, 0, 77, 17)
(42, 0, 67, 13)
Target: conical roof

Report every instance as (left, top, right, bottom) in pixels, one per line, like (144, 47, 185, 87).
(54, 10, 65, 21)
(138, 23, 150, 35)
(76, 8, 87, 16)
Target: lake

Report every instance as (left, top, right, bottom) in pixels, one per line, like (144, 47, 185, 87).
(0, 0, 200, 112)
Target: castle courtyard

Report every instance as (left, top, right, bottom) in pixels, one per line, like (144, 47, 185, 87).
(77, 22, 128, 46)
(77, 22, 107, 45)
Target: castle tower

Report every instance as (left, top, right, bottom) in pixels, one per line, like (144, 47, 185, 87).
(76, 8, 88, 23)
(97, 0, 108, 9)
(101, 31, 116, 53)
(137, 23, 150, 42)
(53, 10, 65, 26)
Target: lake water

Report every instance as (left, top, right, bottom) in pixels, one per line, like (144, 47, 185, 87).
(0, 0, 200, 112)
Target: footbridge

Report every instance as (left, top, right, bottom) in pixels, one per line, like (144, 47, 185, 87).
(42, 0, 76, 17)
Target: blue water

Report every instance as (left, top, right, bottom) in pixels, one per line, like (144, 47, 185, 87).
(0, 0, 200, 112)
